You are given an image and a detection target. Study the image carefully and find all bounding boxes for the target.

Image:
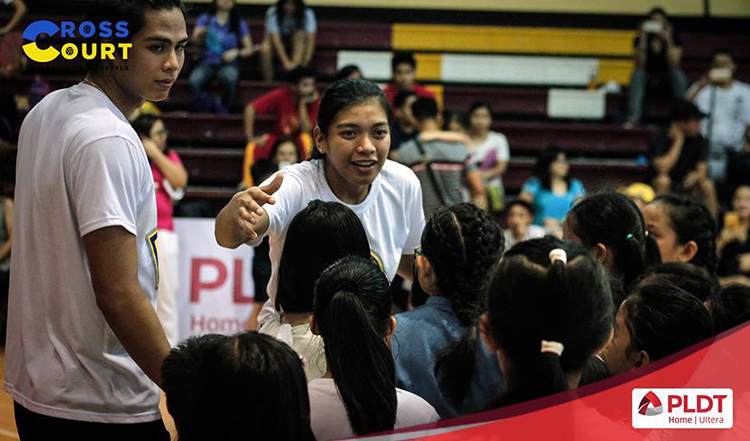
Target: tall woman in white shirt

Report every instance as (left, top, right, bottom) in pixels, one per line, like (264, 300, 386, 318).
(215, 79, 424, 326)
(308, 256, 439, 440)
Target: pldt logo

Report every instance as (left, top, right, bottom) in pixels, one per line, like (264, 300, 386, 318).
(632, 389, 733, 429)
(22, 20, 131, 63)
(637, 391, 663, 416)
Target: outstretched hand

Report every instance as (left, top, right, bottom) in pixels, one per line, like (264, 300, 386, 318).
(234, 172, 284, 240)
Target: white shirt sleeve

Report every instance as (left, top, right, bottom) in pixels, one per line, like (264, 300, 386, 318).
(263, 171, 305, 239)
(402, 175, 425, 255)
(67, 136, 146, 237)
(494, 132, 510, 161)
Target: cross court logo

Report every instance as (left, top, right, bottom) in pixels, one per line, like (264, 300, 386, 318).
(22, 20, 131, 63)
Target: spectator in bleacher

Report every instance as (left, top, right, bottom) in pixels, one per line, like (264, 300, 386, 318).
(309, 256, 439, 440)
(625, 7, 688, 126)
(216, 79, 425, 333)
(717, 186, 750, 284)
(603, 278, 713, 375)
(384, 52, 436, 107)
(0, 0, 27, 78)
(443, 110, 465, 133)
(397, 97, 484, 217)
(519, 146, 584, 234)
(707, 284, 750, 333)
(481, 237, 613, 406)
(389, 90, 418, 159)
(503, 200, 545, 250)
(466, 102, 510, 213)
(0, 196, 11, 344)
(132, 114, 188, 346)
(393, 204, 505, 418)
(564, 192, 658, 290)
(242, 136, 302, 189)
(260, 0, 317, 81)
(259, 200, 371, 381)
(642, 194, 718, 276)
(690, 49, 750, 183)
(162, 332, 315, 440)
(6, 1, 187, 437)
(649, 99, 718, 215)
(726, 127, 750, 194)
(189, 0, 255, 111)
(336, 64, 363, 81)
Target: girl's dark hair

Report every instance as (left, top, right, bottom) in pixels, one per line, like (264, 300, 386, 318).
(467, 101, 493, 126)
(487, 236, 613, 404)
(640, 262, 718, 302)
(651, 194, 718, 275)
(162, 331, 314, 441)
(566, 191, 660, 290)
(131, 114, 159, 138)
(424, 204, 504, 402)
(336, 64, 362, 81)
(276, 0, 306, 33)
(579, 356, 612, 386)
(276, 200, 370, 312)
(535, 145, 570, 190)
(269, 136, 300, 163)
(707, 284, 750, 334)
(312, 79, 392, 160)
(313, 256, 396, 435)
(623, 280, 714, 362)
(211, 0, 242, 36)
(85, 0, 188, 72)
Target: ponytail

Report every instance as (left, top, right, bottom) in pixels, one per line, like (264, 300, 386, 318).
(314, 257, 397, 435)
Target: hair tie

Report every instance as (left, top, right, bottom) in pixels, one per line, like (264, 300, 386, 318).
(541, 340, 565, 356)
(549, 249, 567, 264)
(626, 233, 634, 240)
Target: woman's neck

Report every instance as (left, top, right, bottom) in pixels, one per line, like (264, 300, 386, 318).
(512, 226, 528, 241)
(216, 10, 230, 24)
(324, 161, 370, 205)
(469, 128, 488, 141)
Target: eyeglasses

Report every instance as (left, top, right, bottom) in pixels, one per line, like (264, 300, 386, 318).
(152, 129, 169, 137)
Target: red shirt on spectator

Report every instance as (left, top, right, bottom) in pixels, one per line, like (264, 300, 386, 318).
(383, 83, 436, 107)
(252, 87, 320, 138)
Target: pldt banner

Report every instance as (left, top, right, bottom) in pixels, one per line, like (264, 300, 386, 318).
(174, 218, 255, 342)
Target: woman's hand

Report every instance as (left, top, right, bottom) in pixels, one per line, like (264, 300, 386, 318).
(141, 137, 161, 159)
(222, 49, 240, 63)
(229, 173, 284, 241)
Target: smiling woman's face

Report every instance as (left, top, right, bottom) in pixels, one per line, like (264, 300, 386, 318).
(314, 100, 390, 202)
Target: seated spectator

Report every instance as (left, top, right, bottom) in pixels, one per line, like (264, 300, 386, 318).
(132, 114, 188, 346)
(383, 52, 436, 107)
(706, 284, 750, 334)
(189, 0, 255, 111)
(519, 146, 585, 234)
(718, 185, 750, 284)
(649, 100, 718, 215)
(690, 49, 750, 182)
(481, 237, 613, 405)
(603, 279, 713, 375)
(642, 194, 718, 276)
(336, 64, 363, 81)
(564, 192, 659, 290)
(243, 67, 319, 186)
(442, 110, 464, 133)
(466, 102, 510, 213)
(396, 97, 484, 217)
(389, 91, 418, 158)
(309, 256, 439, 440)
(259, 200, 371, 381)
(260, 0, 316, 81)
(242, 136, 301, 188)
(639, 262, 719, 302)
(392, 204, 505, 418)
(503, 200, 545, 250)
(0, 0, 26, 78)
(625, 7, 688, 126)
(162, 331, 315, 440)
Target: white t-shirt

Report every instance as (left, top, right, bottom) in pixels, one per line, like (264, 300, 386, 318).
(469, 131, 510, 189)
(255, 159, 424, 325)
(4, 84, 161, 423)
(694, 81, 750, 152)
(259, 315, 327, 381)
(308, 378, 440, 440)
(503, 225, 546, 251)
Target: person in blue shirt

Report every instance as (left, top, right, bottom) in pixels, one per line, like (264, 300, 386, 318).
(259, 0, 317, 81)
(189, 0, 255, 110)
(520, 145, 585, 234)
(392, 203, 506, 418)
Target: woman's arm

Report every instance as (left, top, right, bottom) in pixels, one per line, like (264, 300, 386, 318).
(0, 0, 27, 35)
(215, 174, 283, 248)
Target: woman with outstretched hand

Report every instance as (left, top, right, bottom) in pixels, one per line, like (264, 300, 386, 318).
(215, 78, 425, 326)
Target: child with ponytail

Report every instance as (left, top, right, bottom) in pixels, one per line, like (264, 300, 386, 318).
(482, 237, 614, 405)
(308, 256, 438, 440)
